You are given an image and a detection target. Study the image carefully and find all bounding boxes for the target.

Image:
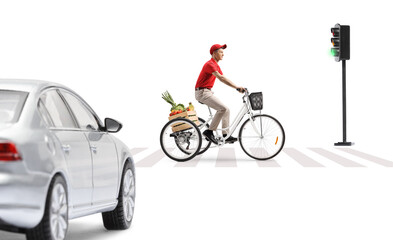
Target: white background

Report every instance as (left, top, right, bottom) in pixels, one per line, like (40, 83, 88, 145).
(1, 0, 393, 239)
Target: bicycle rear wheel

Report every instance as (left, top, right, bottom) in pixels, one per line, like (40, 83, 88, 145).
(239, 114, 285, 160)
(160, 118, 202, 161)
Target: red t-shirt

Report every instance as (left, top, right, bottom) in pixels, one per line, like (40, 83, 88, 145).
(195, 58, 223, 89)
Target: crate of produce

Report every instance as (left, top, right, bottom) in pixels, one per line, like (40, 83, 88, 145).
(162, 90, 199, 132)
(168, 111, 200, 132)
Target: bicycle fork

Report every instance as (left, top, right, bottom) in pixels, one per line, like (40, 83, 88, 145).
(249, 113, 264, 138)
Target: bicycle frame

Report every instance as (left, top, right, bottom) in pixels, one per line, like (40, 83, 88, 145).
(198, 90, 263, 145)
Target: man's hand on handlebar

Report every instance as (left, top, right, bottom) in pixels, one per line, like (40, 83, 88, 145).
(236, 87, 247, 93)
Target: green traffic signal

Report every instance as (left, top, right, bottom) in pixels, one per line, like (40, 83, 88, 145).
(331, 48, 339, 57)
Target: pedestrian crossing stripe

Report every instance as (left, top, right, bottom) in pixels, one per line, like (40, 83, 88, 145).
(131, 147, 392, 168)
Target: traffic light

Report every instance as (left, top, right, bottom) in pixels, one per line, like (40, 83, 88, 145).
(330, 24, 350, 62)
(331, 23, 354, 146)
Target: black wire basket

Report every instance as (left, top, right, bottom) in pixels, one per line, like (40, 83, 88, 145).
(249, 92, 263, 110)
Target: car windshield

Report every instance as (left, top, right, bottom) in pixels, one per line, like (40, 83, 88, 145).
(0, 90, 29, 124)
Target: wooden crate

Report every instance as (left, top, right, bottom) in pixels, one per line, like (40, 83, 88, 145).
(168, 111, 200, 132)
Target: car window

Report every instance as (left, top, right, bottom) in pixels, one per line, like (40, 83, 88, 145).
(38, 99, 55, 127)
(0, 90, 28, 124)
(60, 91, 99, 131)
(39, 90, 76, 129)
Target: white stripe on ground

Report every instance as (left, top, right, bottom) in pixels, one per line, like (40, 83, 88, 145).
(336, 148, 393, 167)
(309, 148, 365, 167)
(215, 148, 237, 167)
(135, 149, 167, 167)
(132, 147, 390, 168)
(249, 148, 280, 167)
(175, 154, 203, 167)
(255, 159, 280, 167)
(283, 148, 324, 167)
(130, 147, 148, 156)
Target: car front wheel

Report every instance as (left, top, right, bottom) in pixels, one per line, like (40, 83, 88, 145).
(102, 161, 135, 230)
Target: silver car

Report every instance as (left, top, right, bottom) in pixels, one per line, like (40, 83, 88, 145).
(0, 79, 135, 240)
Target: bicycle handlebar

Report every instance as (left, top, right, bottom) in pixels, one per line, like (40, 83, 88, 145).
(236, 87, 248, 94)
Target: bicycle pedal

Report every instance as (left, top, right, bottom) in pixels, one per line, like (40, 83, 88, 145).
(204, 137, 219, 145)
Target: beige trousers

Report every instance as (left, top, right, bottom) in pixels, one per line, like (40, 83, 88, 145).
(195, 89, 229, 135)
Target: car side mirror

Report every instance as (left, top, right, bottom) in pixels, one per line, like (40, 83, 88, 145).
(104, 118, 123, 133)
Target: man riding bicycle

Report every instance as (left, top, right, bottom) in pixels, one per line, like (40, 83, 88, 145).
(195, 44, 246, 144)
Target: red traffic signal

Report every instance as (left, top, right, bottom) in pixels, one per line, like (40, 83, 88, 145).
(331, 27, 340, 37)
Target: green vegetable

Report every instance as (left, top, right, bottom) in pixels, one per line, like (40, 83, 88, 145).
(161, 91, 186, 111)
(162, 91, 176, 109)
(175, 104, 185, 111)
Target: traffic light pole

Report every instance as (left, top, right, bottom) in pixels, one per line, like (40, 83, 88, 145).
(335, 60, 354, 146)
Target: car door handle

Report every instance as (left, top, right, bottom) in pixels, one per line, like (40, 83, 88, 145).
(62, 145, 71, 153)
(90, 146, 97, 153)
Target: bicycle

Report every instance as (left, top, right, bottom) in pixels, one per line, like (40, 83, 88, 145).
(160, 89, 285, 161)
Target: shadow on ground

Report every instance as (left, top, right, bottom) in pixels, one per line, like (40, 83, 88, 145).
(0, 220, 132, 240)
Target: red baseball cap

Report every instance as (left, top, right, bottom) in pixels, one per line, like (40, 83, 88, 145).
(210, 44, 227, 55)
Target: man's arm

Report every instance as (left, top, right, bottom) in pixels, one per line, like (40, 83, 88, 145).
(212, 71, 245, 92)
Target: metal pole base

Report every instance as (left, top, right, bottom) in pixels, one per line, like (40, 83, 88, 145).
(334, 142, 354, 146)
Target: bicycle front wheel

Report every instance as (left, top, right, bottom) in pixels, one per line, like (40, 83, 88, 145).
(160, 118, 202, 162)
(239, 114, 285, 160)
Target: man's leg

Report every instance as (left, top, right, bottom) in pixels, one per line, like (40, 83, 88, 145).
(201, 94, 229, 135)
(195, 89, 230, 143)
(221, 106, 230, 135)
